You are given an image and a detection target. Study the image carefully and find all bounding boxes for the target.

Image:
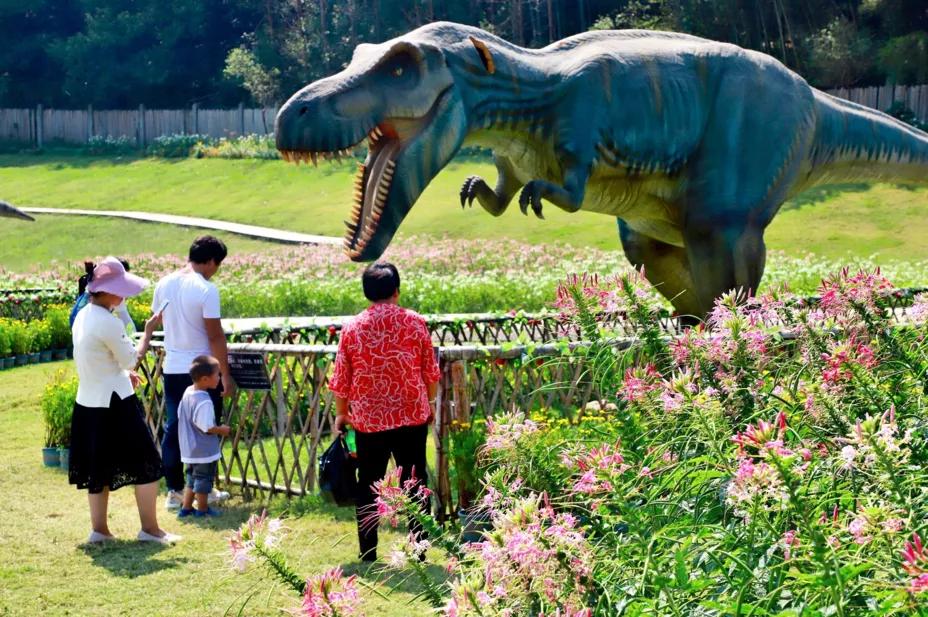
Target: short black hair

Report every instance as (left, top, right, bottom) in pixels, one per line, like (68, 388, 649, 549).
(362, 262, 400, 302)
(189, 354, 220, 381)
(189, 235, 228, 265)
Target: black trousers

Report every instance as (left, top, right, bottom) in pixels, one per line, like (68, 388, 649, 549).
(355, 423, 429, 560)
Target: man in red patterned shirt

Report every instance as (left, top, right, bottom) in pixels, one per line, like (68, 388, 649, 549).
(329, 262, 440, 562)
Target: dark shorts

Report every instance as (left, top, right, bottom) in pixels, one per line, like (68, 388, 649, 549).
(185, 461, 218, 495)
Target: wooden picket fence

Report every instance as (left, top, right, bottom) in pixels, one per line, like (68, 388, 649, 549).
(2, 84, 925, 147)
(0, 105, 279, 147)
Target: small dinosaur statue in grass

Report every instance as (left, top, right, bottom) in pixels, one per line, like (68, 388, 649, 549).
(0, 200, 33, 221)
(275, 22, 928, 317)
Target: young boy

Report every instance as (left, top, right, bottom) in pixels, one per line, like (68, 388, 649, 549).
(177, 355, 231, 517)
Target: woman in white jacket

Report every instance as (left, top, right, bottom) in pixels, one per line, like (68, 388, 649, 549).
(69, 256, 180, 545)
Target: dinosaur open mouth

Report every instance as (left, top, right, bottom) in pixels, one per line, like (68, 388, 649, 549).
(279, 125, 402, 258)
(278, 87, 453, 260)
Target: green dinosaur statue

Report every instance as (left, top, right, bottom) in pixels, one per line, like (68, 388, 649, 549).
(275, 22, 928, 317)
(0, 200, 33, 221)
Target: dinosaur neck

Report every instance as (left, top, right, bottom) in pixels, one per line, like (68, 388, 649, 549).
(446, 47, 561, 139)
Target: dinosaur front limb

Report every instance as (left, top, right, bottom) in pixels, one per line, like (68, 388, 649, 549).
(518, 159, 588, 219)
(459, 155, 521, 216)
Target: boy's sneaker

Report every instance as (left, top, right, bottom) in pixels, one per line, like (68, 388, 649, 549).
(177, 508, 197, 518)
(207, 488, 230, 504)
(193, 507, 222, 518)
(164, 490, 184, 511)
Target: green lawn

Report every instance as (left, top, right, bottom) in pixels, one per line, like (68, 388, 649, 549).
(0, 216, 275, 272)
(1, 153, 926, 271)
(0, 362, 435, 616)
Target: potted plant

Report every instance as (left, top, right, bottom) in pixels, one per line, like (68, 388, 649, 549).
(44, 306, 71, 360)
(9, 320, 30, 366)
(41, 370, 77, 468)
(34, 320, 53, 362)
(448, 417, 491, 542)
(0, 320, 12, 370)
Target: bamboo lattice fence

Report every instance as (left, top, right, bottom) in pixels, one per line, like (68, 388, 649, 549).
(137, 339, 609, 519)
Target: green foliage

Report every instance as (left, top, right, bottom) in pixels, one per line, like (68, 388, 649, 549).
(43, 305, 72, 349)
(805, 18, 875, 87)
(887, 101, 928, 131)
(0, 320, 12, 357)
(224, 45, 282, 107)
(2, 0, 927, 110)
(28, 320, 52, 353)
(191, 134, 281, 160)
(41, 369, 77, 448)
(83, 135, 136, 155)
(6, 319, 31, 356)
(880, 32, 928, 85)
(147, 134, 210, 158)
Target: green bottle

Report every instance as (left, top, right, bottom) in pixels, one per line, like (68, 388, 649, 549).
(345, 427, 357, 456)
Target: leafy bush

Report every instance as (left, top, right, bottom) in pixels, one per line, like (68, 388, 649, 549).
(6, 320, 30, 356)
(0, 320, 12, 357)
(43, 305, 72, 349)
(83, 135, 136, 155)
(28, 320, 52, 353)
(147, 133, 210, 158)
(41, 370, 77, 448)
(192, 134, 282, 159)
(887, 101, 928, 132)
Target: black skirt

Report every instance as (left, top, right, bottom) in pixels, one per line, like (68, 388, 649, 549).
(69, 393, 163, 494)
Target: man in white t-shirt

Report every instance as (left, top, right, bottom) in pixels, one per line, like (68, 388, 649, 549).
(152, 235, 236, 510)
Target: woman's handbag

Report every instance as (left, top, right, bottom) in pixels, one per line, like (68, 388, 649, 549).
(318, 435, 358, 506)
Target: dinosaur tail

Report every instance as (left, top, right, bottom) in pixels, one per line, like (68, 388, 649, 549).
(805, 90, 928, 187)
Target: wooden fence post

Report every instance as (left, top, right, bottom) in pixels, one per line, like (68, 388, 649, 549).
(238, 102, 245, 136)
(435, 352, 453, 523)
(192, 103, 199, 135)
(450, 360, 472, 509)
(35, 104, 43, 149)
(274, 365, 287, 437)
(137, 104, 145, 148)
(86, 105, 94, 142)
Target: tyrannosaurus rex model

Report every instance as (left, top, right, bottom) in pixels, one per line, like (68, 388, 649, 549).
(275, 22, 928, 317)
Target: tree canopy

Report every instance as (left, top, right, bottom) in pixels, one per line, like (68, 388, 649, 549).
(4, 0, 927, 108)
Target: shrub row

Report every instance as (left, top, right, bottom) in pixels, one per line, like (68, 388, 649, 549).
(0, 305, 72, 369)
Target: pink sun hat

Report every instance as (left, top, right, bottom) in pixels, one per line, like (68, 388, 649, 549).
(86, 256, 149, 298)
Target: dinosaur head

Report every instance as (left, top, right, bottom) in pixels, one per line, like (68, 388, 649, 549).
(276, 32, 470, 260)
(0, 200, 34, 221)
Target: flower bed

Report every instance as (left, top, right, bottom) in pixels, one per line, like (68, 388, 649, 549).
(4, 237, 928, 320)
(222, 268, 928, 615)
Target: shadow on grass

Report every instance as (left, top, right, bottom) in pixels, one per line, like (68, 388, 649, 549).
(782, 183, 871, 212)
(172, 502, 256, 532)
(0, 150, 141, 168)
(79, 540, 191, 578)
(342, 557, 451, 604)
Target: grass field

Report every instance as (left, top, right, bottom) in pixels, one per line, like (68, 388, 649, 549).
(1, 153, 927, 271)
(0, 363, 435, 616)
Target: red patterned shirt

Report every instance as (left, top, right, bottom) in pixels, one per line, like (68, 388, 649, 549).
(328, 303, 441, 433)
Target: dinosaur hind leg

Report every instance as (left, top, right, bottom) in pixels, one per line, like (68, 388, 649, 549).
(684, 222, 767, 317)
(617, 219, 702, 319)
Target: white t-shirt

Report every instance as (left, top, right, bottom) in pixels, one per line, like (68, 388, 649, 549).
(152, 269, 221, 374)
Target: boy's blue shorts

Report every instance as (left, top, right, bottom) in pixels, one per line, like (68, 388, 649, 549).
(185, 461, 217, 495)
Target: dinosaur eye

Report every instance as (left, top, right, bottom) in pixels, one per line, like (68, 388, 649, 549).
(392, 67, 403, 77)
